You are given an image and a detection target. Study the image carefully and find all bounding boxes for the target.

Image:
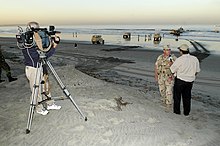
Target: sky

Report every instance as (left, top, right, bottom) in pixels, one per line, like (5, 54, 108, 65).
(0, 0, 220, 26)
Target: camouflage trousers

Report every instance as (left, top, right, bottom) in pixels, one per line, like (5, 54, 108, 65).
(158, 76, 174, 105)
(0, 54, 11, 79)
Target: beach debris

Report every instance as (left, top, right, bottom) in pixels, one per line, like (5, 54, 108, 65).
(0, 84, 6, 88)
(170, 27, 185, 41)
(114, 96, 132, 111)
(170, 27, 185, 36)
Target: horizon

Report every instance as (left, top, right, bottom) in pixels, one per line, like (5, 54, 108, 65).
(0, 21, 219, 27)
(1, 0, 220, 26)
(0, 23, 219, 27)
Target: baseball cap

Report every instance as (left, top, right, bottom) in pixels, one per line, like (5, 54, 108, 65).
(163, 45, 170, 50)
(178, 44, 189, 51)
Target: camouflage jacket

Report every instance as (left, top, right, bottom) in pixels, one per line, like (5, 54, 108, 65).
(155, 54, 177, 78)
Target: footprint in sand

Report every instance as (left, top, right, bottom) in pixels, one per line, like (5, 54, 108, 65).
(72, 125, 84, 131)
(99, 138, 111, 144)
(98, 130, 113, 145)
(147, 117, 160, 124)
(108, 117, 124, 125)
(86, 110, 95, 117)
(103, 130, 113, 137)
(167, 141, 190, 146)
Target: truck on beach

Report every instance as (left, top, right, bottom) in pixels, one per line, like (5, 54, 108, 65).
(91, 35, 104, 44)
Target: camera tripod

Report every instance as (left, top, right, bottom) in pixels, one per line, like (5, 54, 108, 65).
(26, 51, 87, 134)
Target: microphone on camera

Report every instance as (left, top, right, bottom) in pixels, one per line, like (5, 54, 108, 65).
(168, 54, 173, 62)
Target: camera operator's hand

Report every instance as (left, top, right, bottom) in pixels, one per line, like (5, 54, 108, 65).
(52, 35, 60, 48)
(54, 36, 60, 43)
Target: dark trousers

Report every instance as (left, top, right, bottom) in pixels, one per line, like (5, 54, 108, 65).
(173, 78, 193, 115)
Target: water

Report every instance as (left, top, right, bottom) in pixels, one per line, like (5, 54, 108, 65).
(1, 24, 220, 54)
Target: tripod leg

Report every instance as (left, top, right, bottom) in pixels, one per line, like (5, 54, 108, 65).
(46, 60, 87, 121)
(26, 63, 43, 134)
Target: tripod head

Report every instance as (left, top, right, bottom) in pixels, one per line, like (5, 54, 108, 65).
(37, 50, 47, 59)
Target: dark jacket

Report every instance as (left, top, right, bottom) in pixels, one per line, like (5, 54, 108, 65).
(22, 48, 55, 68)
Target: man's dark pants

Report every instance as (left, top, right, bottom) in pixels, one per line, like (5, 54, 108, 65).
(173, 78, 193, 116)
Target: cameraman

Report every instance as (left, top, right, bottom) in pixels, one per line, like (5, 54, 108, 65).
(22, 21, 61, 115)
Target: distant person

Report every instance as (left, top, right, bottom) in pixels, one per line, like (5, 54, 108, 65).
(170, 44, 200, 116)
(155, 45, 177, 105)
(21, 21, 61, 115)
(0, 45, 17, 83)
(74, 43, 78, 49)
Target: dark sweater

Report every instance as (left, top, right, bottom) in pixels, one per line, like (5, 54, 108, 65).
(22, 47, 55, 68)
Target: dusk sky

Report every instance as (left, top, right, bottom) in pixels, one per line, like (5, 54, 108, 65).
(0, 0, 220, 25)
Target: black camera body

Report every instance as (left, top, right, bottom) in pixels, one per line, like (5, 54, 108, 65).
(16, 30, 34, 44)
(31, 26, 59, 36)
(16, 25, 60, 50)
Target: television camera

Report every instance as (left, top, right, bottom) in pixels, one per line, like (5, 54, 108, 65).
(16, 25, 61, 52)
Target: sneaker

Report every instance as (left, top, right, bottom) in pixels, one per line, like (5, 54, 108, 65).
(36, 109, 49, 115)
(47, 103, 61, 110)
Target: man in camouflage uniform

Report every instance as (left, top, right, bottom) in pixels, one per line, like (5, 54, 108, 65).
(0, 45, 17, 82)
(155, 45, 177, 105)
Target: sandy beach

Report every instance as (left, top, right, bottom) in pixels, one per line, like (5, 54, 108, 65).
(0, 37, 220, 146)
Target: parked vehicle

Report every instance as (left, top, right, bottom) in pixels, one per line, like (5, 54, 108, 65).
(123, 32, 131, 40)
(91, 35, 104, 44)
(153, 33, 162, 41)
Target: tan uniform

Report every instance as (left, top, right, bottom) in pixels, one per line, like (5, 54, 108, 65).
(155, 54, 177, 104)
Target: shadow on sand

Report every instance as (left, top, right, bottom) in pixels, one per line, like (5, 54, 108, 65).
(186, 39, 210, 62)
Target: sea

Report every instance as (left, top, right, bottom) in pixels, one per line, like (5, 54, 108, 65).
(0, 24, 220, 54)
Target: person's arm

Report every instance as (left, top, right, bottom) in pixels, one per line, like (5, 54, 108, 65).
(196, 58, 201, 74)
(154, 56, 160, 82)
(45, 35, 60, 58)
(52, 34, 61, 48)
(45, 48, 55, 58)
(170, 61, 177, 74)
(193, 57, 200, 76)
